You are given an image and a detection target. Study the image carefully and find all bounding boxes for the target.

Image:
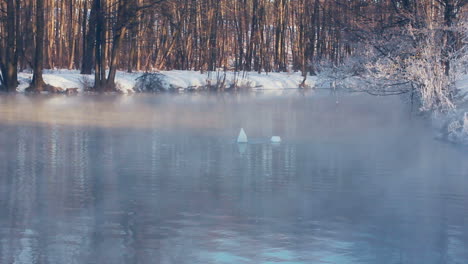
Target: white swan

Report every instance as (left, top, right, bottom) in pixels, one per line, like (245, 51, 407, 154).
(271, 136, 282, 143)
(237, 128, 248, 143)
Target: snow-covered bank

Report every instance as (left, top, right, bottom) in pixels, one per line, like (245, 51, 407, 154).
(17, 70, 318, 93)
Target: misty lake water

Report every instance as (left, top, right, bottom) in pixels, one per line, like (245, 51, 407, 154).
(0, 91, 467, 264)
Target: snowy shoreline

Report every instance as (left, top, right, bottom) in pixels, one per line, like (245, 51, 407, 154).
(17, 70, 318, 93)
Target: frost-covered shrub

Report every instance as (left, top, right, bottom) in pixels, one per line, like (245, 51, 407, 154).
(205, 71, 228, 90)
(444, 112, 468, 144)
(79, 76, 94, 91)
(338, 52, 369, 77)
(361, 18, 467, 112)
(448, 120, 463, 133)
(403, 32, 455, 111)
(228, 76, 254, 90)
(134, 72, 168, 92)
(314, 53, 372, 90)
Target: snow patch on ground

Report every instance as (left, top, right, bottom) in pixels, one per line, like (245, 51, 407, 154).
(158, 71, 316, 90)
(17, 70, 317, 93)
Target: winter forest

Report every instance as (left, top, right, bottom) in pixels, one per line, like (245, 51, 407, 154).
(0, 1, 465, 104)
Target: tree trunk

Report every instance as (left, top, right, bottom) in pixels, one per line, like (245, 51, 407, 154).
(82, 0, 98, 74)
(30, 0, 46, 91)
(443, 0, 455, 76)
(106, 0, 133, 90)
(106, 26, 127, 89)
(105, 0, 142, 89)
(94, 0, 105, 90)
(0, 0, 19, 92)
(127, 26, 137, 73)
(15, 0, 23, 72)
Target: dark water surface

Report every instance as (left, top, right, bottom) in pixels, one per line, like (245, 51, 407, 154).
(0, 92, 467, 264)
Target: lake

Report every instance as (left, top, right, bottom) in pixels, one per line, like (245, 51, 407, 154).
(0, 91, 467, 264)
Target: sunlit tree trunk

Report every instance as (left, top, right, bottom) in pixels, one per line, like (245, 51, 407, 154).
(82, 0, 98, 74)
(0, 0, 18, 91)
(30, 0, 46, 91)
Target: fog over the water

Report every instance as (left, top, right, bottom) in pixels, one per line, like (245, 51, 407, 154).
(0, 91, 467, 264)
